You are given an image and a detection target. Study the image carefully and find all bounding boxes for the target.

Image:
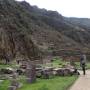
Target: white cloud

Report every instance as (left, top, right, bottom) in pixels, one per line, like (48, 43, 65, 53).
(17, 0, 90, 18)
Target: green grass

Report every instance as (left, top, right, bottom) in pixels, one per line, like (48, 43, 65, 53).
(50, 57, 90, 70)
(75, 62, 90, 70)
(0, 80, 10, 90)
(18, 76, 77, 90)
(42, 57, 67, 68)
(0, 63, 19, 69)
(0, 59, 78, 90)
(0, 76, 78, 90)
(0, 64, 12, 69)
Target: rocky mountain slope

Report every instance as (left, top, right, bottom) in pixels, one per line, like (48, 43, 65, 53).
(64, 17, 90, 49)
(64, 17, 90, 30)
(20, 1, 90, 52)
(0, 0, 90, 61)
(0, 0, 40, 61)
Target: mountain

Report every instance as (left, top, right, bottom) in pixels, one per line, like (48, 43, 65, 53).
(64, 17, 90, 30)
(64, 17, 90, 47)
(20, 1, 90, 52)
(0, 0, 90, 62)
(0, 0, 40, 61)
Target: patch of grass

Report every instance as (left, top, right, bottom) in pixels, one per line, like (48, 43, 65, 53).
(0, 80, 10, 90)
(42, 57, 66, 68)
(0, 63, 19, 69)
(0, 76, 78, 90)
(0, 64, 12, 69)
(75, 62, 90, 70)
(18, 76, 78, 90)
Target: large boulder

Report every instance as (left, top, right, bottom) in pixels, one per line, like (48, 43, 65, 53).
(41, 67, 53, 79)
(0, 68, 13, 74)
(56, 69, 64, 76)
(16, 69, 25, 75)
(71, 69, 80, 75)
(63, 68, 71, 76)
(55, 68, 73, 76)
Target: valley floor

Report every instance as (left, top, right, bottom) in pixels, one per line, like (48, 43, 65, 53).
(0, 76, 77, 90)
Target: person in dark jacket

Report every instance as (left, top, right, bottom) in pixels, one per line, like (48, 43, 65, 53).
(80, 54, 86, 75)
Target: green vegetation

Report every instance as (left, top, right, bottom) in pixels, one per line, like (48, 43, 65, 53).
(2, 57, 90, 90)
(0, 61, 78, 90)
(0, 64, 12, 69)
(52, 57, 66, 67)
(0, 76, 78, 90)
(0, 63, 19, 69)
(0, 80, 10, 90)
(75, 62, 90, 70)
(19, 76, 77, 90)
(42, 57, 66, 68)
(50, 57, 90, 70)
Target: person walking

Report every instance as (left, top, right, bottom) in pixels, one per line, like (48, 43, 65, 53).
(80, 54, 87, 75)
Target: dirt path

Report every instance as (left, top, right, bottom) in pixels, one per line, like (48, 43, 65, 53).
(70, 70, 90, 90)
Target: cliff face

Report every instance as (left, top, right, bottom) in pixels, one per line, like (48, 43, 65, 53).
(0, 0, 39, 61)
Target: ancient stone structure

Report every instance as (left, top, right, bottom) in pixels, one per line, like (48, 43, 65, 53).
(8, 72, 19, 90)
(26, 61, 36, 83)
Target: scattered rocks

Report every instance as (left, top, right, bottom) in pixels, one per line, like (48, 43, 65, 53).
(40, 67, 54, 79)
(54, 68, 80, 76)
(16, 69, 25, 75)
(0, 68, 13, 74)
(8, 86, 17, 90)
(55, 68, 64, 76)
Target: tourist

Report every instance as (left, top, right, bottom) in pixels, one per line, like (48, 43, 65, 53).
(80, 54, 86, 75)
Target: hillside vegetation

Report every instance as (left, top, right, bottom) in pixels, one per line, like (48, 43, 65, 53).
(0, 0, 90, 61)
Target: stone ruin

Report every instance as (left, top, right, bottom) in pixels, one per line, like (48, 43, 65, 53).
(26, 61, 36, 83)
(8, 72, 20, 90)
(41, 67, 53, 79)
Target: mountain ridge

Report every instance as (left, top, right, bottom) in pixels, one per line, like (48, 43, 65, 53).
(0, 0, 90, 62)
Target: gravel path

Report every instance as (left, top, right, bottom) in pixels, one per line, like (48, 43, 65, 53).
(70, 70, 90, 90)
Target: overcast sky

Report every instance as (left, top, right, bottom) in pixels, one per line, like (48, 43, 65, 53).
(17, 0, 90, 18)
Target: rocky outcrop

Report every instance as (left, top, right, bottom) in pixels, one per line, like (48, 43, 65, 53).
(0, 0, 39, 61)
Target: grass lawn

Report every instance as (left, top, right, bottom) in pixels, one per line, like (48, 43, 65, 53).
(42, 57, 66, 68)
(0, 64, 12, 69)
(0, 63, 19, 69)
(19, 76, 77, 90)
(75, 62, 90, 70)
(0, 80, 10, 90)
(0, 76, 78, 90)
(50, 57, 90, 70)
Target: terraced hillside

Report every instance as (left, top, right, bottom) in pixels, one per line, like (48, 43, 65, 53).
(0, 0, 90, 61)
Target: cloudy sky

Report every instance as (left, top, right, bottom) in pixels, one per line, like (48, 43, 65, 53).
(17, 0, 90, 18)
